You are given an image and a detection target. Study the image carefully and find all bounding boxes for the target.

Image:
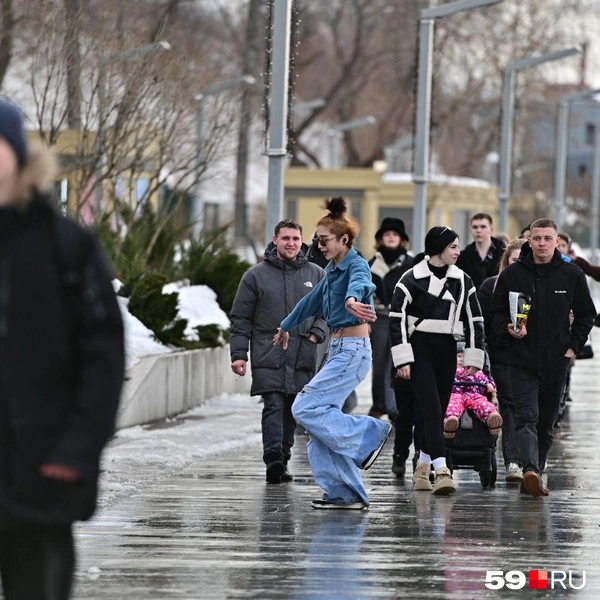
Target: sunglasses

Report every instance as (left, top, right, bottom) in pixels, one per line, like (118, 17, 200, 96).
(316, 236, 337, 246)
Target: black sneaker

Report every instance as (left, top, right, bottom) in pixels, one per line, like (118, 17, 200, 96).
(361, 423, 393, 470)
(391, 452, 408, 477)
(311, 499, 367, 510)
(280, 469, 293, 482)
(266, 461, 286, 484)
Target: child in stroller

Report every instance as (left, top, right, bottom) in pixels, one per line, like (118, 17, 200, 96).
(443, 350, 503, 489)
(443, 352, 502, 439)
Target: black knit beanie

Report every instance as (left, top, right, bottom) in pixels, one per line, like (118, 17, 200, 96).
(424, 226, 459, 257)
(0, 100, 27, 169)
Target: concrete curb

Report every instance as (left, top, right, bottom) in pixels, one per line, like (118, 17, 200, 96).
(116, 345, 250, 429)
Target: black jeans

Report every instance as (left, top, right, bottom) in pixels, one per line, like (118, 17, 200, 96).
(0, 525, 75, 600)
(262, 391, 297, 465)
(410, 332, 457, 461)
(369, 313, 398, 417)
(510, 359, 570, 474)
(490, 363, 520, 467)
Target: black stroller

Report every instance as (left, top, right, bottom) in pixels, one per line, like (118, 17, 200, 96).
(444, 380, 498, 489)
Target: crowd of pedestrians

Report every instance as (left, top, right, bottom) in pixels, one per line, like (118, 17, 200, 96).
(231, 205, 597, 507)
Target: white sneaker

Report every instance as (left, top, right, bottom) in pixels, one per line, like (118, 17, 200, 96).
(506, 462, 523, 482)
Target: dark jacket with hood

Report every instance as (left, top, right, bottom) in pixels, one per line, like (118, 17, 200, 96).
(456, 236, 506, 289)
(488, 243, 596, 372)
(229, 242, 328, 396)
(0, 147, 124, 530)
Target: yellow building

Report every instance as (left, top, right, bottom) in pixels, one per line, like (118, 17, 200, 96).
(31, 129, 161, 218)
(285, 167, 528, 256)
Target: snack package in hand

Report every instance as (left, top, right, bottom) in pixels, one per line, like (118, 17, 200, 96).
(509, 291, 531, 333)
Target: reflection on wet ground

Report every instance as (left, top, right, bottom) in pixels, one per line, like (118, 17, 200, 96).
(75, 350, 600, 598)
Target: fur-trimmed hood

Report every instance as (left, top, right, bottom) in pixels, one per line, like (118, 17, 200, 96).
(12, 140, 57, 209)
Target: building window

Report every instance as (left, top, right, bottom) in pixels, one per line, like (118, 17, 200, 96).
(586, 124, 595, 146)
(579, 164, 588, 177)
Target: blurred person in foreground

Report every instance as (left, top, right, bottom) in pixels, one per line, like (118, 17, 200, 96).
(230, 220, 328, 484)
(489, 219, 595, 497)
(0, 100, 125, 599)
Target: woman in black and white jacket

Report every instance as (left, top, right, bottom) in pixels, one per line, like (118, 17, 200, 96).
(390, 226, 485, 495)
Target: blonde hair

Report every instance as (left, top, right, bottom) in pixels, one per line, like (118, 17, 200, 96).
(499, 239, 523, 272)
(316, 196, 360, 246)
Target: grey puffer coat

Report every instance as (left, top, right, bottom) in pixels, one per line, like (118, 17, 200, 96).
(230, 243, 328, 396)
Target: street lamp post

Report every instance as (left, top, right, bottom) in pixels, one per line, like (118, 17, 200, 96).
(292, 98, 327, 115)
(191, 75, 256, 238)
(413, 0, 503, 253)
(327, 116, 376, 169)
(96, 41, 171, 211)
(553, 88, 600, 229)
(497, 46, 582, 233)
(265, 0, 293, 246)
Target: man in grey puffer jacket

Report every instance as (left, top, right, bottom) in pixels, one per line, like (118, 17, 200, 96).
(230, 219, 328, 483)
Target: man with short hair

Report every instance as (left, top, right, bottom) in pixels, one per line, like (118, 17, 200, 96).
(230, 220, 328, 483)
(456, 213, 506, 289)
(489, 218, 595, 497)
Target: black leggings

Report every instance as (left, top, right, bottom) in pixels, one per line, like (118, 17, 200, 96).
(409, 332, 457, 460)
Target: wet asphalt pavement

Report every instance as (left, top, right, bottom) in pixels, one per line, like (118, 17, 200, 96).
(73, 338, 600, 599)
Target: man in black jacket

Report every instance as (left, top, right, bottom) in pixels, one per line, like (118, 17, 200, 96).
(0, 100, 124, 598)
(489, 218, 595, 497)
(230, 220, 328, 483)
(456, 213, 506, 289)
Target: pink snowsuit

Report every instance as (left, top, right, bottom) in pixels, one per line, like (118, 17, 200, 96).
(445, 367, 496, 424)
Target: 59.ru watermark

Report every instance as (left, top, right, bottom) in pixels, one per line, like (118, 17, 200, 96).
(485, 570, 585, 590)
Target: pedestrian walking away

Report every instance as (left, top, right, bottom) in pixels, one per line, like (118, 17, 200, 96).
(456, 213, 506, 290)
(390, 226, 485, 495)
(478, 239, 524, 483)
(274, 197, 392, 510)
(0, 99, 125, 600)
(230, 219, 328, 484)
(368, 217, 414, 421)
(488, 218, 596, 497)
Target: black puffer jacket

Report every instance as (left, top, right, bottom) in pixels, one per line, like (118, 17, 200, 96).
(477, 275, 510, 365)
(0, 195, 124, 529)
(229, 243, 328, 396)
(456, 237, 506, 289)
(489, 246, 596, 371)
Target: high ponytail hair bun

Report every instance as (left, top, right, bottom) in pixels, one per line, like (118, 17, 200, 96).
(323, 196, 347, 218)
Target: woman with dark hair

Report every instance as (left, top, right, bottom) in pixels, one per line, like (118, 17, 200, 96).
(478, 239, 523, 483)
(390, 226, 485, 494)
(368, 218, 413, 421)
(273, 197, 392, 510)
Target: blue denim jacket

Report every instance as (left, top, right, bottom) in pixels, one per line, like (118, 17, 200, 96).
(281, 247, 375, 332)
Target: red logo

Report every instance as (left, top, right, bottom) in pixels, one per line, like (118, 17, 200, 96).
(530, 570, 549, 589)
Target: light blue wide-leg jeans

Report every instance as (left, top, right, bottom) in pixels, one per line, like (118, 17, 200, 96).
(292, 337, 391, 506)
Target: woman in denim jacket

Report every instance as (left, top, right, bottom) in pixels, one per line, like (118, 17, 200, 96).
(274, 197, 392, 510)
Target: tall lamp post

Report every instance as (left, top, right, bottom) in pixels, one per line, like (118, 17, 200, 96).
(292, 98, 327, 115)
(553, 87, 600, 229)
(413, 0, 503, 253)
(96, 40, 171, 211)
(327, 116, 376, 169)
(192, 75, 256, 238)
(265, 0, 293, 246)
(497, 46, 582, 233)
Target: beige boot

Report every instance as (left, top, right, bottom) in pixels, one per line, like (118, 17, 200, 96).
(433, 467, 456, 495)
(413, 462, 433, 491)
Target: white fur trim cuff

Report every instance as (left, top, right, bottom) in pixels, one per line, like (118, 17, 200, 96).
(463, 347, 485, 370)
(392, 343, 414, 367)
